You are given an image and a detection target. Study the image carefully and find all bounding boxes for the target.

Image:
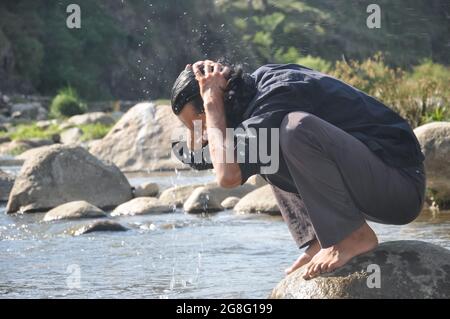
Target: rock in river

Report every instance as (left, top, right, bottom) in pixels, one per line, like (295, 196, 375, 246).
(71, 220, 129, 236)
(414, 121, 450, 205)
(233, 185, 280, 215)
(134, 182, 159, 197)
(183, 183, 257, 214)
(111, 197, 172, 216)
(158, 183, 207, 208)
(67, 112, 115, 126)
(220, 196, 241, 209)
(0, 169, 14, 201)
(270, 240, 450, 299)
(6, 144, 132, 213)
(43, 201, 106, 221)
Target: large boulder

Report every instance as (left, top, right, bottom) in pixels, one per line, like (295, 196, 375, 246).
(67, 112, 115, 126)
(270, 240, 450, 299)
(233, 185, 280, 215)
(6, 145, 132, 213)
(414, 122, 450, 204)
(111, 197, 172, 216)
(0, 169, 14, 201)
(183, 183, 258, 214)
(89, 103, 186, 172)
(43, 201, 107, 221)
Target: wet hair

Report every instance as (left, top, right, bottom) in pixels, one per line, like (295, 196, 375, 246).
(170, 62, 257, 127)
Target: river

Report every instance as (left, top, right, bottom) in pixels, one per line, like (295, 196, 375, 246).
(1, 169, 449, 298)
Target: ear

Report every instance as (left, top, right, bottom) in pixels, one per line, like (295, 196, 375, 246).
(185, 64, 192, 71)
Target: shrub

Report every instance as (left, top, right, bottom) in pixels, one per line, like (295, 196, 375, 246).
(50, 87, 86, 118)
(79, 123, 113, 141)
(297, 55, 332, 73)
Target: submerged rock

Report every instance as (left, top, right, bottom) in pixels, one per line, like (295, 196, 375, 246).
(90, 103, 186, 172)
(43, 201, 106, 221)
(270, 240, 450, 299)
(71, 220, 128, 236)
(414, 122, 450, 205)
(6, 145, 132, 213)
(111, 197, 172, 216)
(234, 185, 280, 215)
(0, 169, 14, 201)
(220, 196, 241, 209)
(134, 182, 159, 197)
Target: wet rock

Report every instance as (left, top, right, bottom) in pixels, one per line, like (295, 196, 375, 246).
(134, 182, 159, 197)
(233, 185, 280, 215)
(270, 240, 450, 299)
(0, 169, 14, 201)
(221, 196, 241, 209)
(6, 144, 132, 213)
(111, 197, 172, 216)
(60, 127, 83, 145)
(43, 201, 106, 221)
(90, 102, 186, 172)
(414, 122, 450, 205)
(183, 183, 258, 214)
(158, 183, 206, 208)
(67, 112, 115, 126)
(72, 220, 128, 236)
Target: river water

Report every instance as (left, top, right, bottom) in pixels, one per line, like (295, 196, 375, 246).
(1, 168, 449, 298)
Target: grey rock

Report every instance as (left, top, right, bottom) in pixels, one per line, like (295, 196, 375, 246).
(111, 197, 172, 216)
(134, 182, 159, 197)
(220, 196, 241, 209)
(67, 112, 115, 126)
(234, 185, 280, 215)
(0, 169, 14, 201)
(270, 240, 450, 299)
(184, 183, 257, 214)
(60, 127, 83, 145)
(6, 144, 132, 213)
(90, 102, 187, 172)
(414, 122, 450, 204)
(43, 201, 106, 221)
(158, 183, 206, 208)
(72, 220, 128, 236)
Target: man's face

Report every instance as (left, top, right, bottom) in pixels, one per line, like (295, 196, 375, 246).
(177, 102, 207, 150)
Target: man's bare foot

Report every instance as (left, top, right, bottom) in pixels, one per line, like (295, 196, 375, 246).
(285, 239, 321, 275)
(302, 222, 378, 280)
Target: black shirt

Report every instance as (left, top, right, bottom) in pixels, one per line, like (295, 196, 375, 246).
(235, 64, 424, 193)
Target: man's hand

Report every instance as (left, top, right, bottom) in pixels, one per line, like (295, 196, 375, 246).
(192, 60, 231, 104)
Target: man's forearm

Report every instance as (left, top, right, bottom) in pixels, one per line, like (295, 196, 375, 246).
(204, 95, 242, 188)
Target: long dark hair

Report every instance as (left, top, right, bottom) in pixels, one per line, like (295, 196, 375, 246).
(170, 61, 257, 127)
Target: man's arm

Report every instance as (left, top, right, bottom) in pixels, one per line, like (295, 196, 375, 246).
(193, 60, 242, 188)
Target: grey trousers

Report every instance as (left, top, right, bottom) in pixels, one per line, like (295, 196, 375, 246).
(271, 112, 426, 249)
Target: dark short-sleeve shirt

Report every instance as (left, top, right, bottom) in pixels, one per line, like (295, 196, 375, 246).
(236, 64, 424, 193)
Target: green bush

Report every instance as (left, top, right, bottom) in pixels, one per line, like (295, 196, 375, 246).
(9, 123, 61, 140)
(50, 87, 86, 118)
(297, 55, 332, 73)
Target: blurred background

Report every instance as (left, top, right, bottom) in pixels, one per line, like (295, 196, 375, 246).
(0, 0, 449, 127)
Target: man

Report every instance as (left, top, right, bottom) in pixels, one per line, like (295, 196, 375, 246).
(170, 60, 426, 279)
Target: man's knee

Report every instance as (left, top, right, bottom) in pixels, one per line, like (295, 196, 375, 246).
(280, 112, 321, 154)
